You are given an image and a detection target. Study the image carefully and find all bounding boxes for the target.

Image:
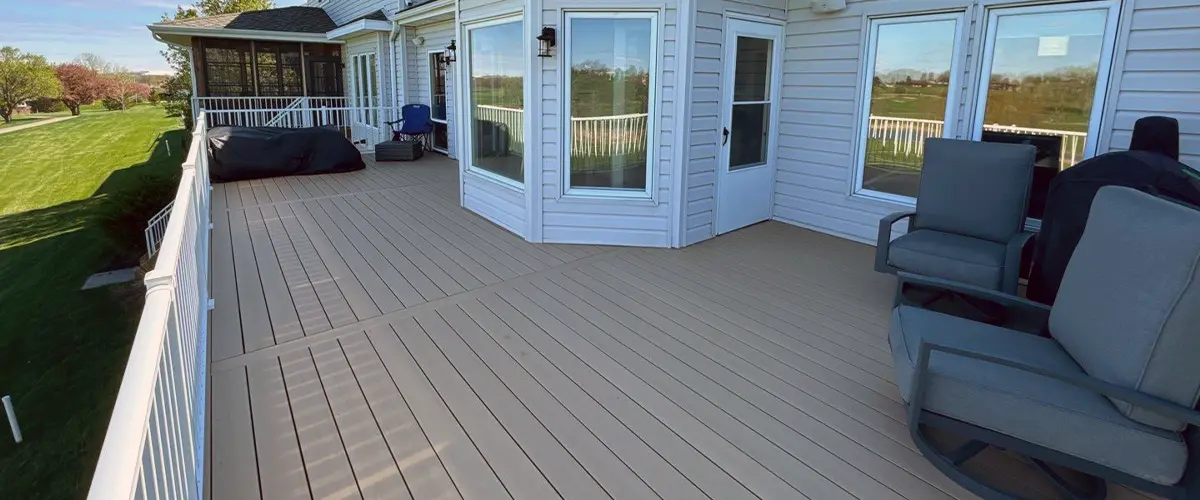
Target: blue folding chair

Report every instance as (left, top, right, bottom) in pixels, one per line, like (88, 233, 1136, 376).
(385, 104, 435, 149)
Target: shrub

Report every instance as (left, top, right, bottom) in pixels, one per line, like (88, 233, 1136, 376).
(98, 174, 177, 266)
(100, 98, 123, 111)
(30, 96, 66, 113)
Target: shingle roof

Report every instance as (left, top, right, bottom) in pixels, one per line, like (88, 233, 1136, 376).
(348, 10, 389, 23)
(154, 6, 337, 34)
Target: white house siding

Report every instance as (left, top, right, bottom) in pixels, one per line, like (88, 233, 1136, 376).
(1101, 0, 1200, 168)
(537, 1, 682, 247)
(772, 0, 1198, 246)
(683, 0, 787, 246)
(404, 20, 458, 158)
(458, 0, 529, 237)
(311, 0, 392, 26)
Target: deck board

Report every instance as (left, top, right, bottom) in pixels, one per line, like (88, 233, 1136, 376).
(207, 154, 1154, 500)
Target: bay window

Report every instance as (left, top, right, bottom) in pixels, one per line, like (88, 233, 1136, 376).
(466, 17, 526, 184)
(564, 12, 658, 196)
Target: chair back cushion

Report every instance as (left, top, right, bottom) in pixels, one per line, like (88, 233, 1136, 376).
(1051, 186, 1200, 431)
(914, 138, 1036, 243)
(400, 104, 433, 133)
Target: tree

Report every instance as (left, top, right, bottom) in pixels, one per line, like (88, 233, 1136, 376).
(55, 63, 108, 115)
(73, 53, 115, 75)
(0, 47, 60, 123)
(102, 70, 152, 110)
(160, 0, 274, 127)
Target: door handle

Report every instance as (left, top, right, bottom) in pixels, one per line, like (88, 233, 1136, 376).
(722, 127, 730, 146)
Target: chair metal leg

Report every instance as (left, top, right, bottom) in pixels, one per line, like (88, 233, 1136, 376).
(1027, 458, 1108, 500)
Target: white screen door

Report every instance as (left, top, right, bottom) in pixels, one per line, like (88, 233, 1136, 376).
(717, 19, 784, 235)
(349, 52, 380, 146)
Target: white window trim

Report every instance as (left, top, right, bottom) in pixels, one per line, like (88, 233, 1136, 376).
(850, 11, 968, 206)
(560, 10, 661, 201)
(968, 0, 1121, 163)
(461, 14, 527, 191)
(427, 50, 449, 125)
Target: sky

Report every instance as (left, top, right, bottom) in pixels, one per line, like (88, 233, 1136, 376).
(0, 0, 308, 73)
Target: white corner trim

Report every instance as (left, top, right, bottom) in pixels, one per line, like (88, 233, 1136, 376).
(148, 25, 338, 43)
(327, 19, 393, 40)
(671, 0, 695, 248)
(525, 0, 543, 243)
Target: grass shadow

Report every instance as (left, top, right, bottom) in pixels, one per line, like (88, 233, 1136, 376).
(0, 127, 185, 500)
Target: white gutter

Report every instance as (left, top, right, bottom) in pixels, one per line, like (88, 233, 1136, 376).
(326, 19, 392, 40)
(148, 25, 338, 44)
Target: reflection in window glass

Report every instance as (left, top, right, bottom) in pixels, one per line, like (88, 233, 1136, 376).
(729, 36, 773, 171)
(979, 8, 1109, 219)
(567, 15, 655, 191)
(858, 17, 958, 199)
(469, 21, 525, 183)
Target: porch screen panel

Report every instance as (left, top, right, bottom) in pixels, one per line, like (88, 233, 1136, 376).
(855, 15, 960, 200)
(305, 44, 343, 97)
(565, 14, 656, 192)
(467, 20, 524, 183)
(202, 39, 254, 97)
(255, 42, 303, 96)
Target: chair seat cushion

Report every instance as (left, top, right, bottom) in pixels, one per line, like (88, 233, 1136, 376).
(888, 230, 1006, 289)
(890, 305, 1187, 485)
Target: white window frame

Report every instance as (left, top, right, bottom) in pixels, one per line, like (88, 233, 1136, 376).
(851, 11, 967, 206)
(427, 49, 450, 154)
(461, 14, 526, 190)
(349, 52, 380, 127)
(561, 10, 660, 200)
(968, 0, 1121, 164)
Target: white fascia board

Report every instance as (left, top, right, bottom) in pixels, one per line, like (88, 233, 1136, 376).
(148, 25, 339, 44)
(393, 0, 454, 25)
(326, 19, 393, 40)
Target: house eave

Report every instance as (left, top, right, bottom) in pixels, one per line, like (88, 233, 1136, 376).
(393, 0, 455, 26)
(147, 25, 341, 44)
(326, 20, 393, 40)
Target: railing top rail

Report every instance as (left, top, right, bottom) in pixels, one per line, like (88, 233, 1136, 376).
(573, 113, 650, 121)
(204, 105, 401, 114)
(475, 104, 524, 111)
(194, 96, 343, 101)
(868, 115, 944, 124)
(982, 123, 1089, 137)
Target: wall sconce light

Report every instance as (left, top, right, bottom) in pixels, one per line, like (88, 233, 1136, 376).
(536, 27, 556, 58)
(444, 39, 457, 63)
(411, 35, 426, 47)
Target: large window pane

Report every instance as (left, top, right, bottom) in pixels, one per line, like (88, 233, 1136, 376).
(430, 53, 448, 121)
(858, 17, 958, 199)
(469, 21, 524, 183)
(978, 8, 1110, 219)
(567, 15, 655, 191)
(729, 36, 774, 171)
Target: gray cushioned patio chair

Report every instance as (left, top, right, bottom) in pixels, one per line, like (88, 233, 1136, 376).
(890, 186, 1200, 500)
(876, 138, 1037, 294)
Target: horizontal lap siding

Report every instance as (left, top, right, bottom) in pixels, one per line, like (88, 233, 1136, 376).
(540, 1, 681, 248)
(685, 0, 787, 246)
(1103, 0, 1200, 168)
(460, 0, 528, 238)
(317, 0, 391, 26)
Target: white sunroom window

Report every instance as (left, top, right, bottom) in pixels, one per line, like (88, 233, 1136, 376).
(853, 13, 964, 202)
(563, 12, 658, 196)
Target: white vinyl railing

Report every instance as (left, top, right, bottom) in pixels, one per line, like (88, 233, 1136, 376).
(144, 201, 174, 258)
(475, 105, 526, 157)
(867, 115, 1089, 168)
(193, 96, 348, 128)
(88, 114, 212, 500)
(205, 106, 399, 148)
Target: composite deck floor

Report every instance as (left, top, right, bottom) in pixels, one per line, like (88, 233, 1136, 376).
(206, 155, 1154, 500)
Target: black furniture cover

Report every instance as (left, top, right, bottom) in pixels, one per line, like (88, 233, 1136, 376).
(1028, 150, 1200, 304)
(206, 126, 365, 183)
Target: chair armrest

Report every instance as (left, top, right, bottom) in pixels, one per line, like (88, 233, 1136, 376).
(1001, 231, 1035, 294)
(910, 338, 1200, 428)
(875, 211, 917, 274)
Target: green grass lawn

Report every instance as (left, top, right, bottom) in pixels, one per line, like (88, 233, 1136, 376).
(0, 103, 107, 130)
(0, 105, 185, 499)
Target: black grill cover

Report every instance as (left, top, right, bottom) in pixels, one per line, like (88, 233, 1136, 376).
(1028, 150, 1200, 304)
(206, 126, 365, 183)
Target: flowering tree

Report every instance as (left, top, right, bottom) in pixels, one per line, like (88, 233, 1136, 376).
(102, 72, 153, 110)
(55, 64, 108, 115)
